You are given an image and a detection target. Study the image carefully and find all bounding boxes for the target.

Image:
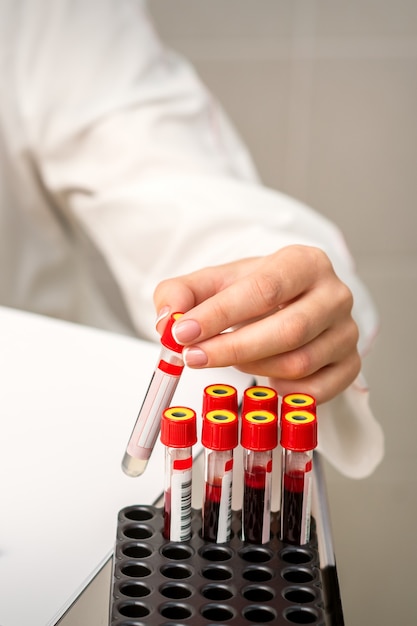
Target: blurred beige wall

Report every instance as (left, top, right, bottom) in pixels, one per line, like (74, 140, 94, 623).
(149, 0, 417, 260)
(148, 2, 417, 625)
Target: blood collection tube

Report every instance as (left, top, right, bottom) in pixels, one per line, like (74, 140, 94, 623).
(122, 312, 185, 477)
(241, 409, 278, 544)
(281, 392, 316, 416)
(202, 384, 238, 416)
(242, 385, 278, 417)
(201, 409, 238, 543)
(280, 409, 318, 545)
(160, 407, 197, 542)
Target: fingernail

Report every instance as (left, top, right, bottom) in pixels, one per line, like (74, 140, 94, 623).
(183, 346, 208, 367)
(172, 319, 201, 344)
(155, 305, 171, 327)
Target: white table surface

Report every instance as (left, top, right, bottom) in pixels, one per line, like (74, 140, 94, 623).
(0, 306, 252, 626)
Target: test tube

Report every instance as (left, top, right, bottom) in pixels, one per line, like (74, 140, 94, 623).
(201, 409, 238, 543)
(242, 385, 278, 417)
(160, 406, 197, 542)
(122, 312, 184, 477)
(202, 384, 238, 416)
(280, 408, 318, 545)
(241, 409, 278, 544)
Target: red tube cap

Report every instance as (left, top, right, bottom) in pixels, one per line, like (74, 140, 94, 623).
(202, 384, 238, 416)
(281, 393, 316, 418)
(160, 407, 197, 448)
(161, 312, 184, 353)
(242, 386, 278, 417)
(241, 410, 278, 451)
(201, 409, 238, 451)
(280, 409, 317, 452)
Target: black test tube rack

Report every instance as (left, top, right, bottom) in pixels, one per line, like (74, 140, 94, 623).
(110, 506, 325, 625)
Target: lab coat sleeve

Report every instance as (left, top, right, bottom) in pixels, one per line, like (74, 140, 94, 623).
(23, 0, 383, 478)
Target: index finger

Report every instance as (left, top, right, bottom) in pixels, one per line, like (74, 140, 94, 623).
(154, 257, 258, 331)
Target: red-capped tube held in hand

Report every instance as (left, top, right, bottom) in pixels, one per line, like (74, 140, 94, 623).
(122, 313, 185, 478)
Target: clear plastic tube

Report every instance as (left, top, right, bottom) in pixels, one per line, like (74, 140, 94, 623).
(202, 448, 234, 543)
(279, 407, 317, 545)
(280, 448, 314, 545)
(122, 313, 184, 477)
(240, 408, 277, 544)
(201, 408, 238, 544)
(163, 445, 193, 541)
(160, 406, 196, 541)
(242, 448, 273, 544)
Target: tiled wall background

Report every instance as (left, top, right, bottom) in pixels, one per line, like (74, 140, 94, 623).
(148, 2, 416, 624)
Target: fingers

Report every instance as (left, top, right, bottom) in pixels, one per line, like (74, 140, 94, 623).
(153, 258, 256, 333)
(177, 266, 354, 368)
(155, 246, 332, 341)
(181, 300, 329, 368)
(231, 318, 359, 381)
(187, 247, 324, 340)
(152, 244, 360, 405)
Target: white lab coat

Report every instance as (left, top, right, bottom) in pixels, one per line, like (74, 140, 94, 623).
(0, 0, 383, 477)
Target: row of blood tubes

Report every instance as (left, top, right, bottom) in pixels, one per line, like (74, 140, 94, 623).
(160, 383, 317, 547)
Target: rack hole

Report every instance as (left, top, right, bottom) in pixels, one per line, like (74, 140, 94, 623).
(160, 583, 193, 599)
(239, 547, 273, 563)
(242, 566, 274, 582)
(124, 508, 153, 521)
(159, 603, 192, 620)
(201, 584, 234, 601)
(242, 605, 276, 622)
(119, 582, 150, 598)
(199, 546, 233, 562)
(280, 548, 313, 564)
(242, 585, 274, 602)
(123, 525, 153, 540)
(121, 564, 152, 578)
(283, 587, 316, 604)
(122, 544, 152, 559)
(161, 544, 193, 560)
(202, 566, 233, 581)
(160, 564, 193, 580)
(284, 607, 319, 623)
(282, 568, 315, 584)
(200, 604, 235, 621)
(118, 602, 150, 618)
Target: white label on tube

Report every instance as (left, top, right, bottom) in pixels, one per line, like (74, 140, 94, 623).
(127, 369, 179, 458)
(301, 470, 313, 544)
(262, 467, 272, 544)
(217, 468, 233, 543)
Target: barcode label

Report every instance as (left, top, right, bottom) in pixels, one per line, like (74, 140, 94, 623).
(170, 465, 192, 542)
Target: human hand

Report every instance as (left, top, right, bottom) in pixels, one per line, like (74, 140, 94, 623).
(154, 245, 361, 405)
